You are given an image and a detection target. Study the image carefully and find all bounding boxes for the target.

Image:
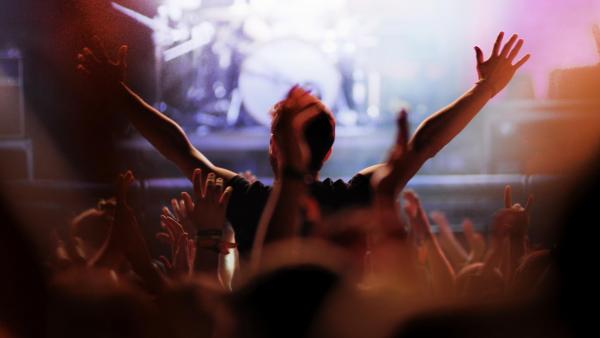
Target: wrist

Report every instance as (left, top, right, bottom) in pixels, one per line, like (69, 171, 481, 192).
(475, 79, 497, 99)
(195, 228, 237, 254)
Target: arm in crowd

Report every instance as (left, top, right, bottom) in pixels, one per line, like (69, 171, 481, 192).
(500, 186, 533, 282)
(76, 38, 237, 182)
(360, 32, 530, 181)
(250, 87, 323, 268)
(89, 171, 166, 293)
(430, 212, 469, 270)
(403, 191, 456, 294)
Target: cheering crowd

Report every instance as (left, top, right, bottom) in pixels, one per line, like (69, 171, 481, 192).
(1, 30, 597, 338)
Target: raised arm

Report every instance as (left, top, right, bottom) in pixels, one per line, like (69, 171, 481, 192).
(76, 38, 236, 181)
(90, 171, 166, 293)
(403, 191, 455, 294)
(360, 32, 530, 179)
(250, 87, 322, 268)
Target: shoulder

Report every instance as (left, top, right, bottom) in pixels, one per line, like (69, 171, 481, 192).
(313, 173, 372, 190)
(227, 175, 271, 195)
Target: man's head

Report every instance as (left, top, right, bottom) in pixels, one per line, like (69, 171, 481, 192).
(269, 93, 335, 176)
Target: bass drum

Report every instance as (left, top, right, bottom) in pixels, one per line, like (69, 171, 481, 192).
(238, 39, 341, 126)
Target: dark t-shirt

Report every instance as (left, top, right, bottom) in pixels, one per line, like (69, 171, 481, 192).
(226, 174, 373, 253)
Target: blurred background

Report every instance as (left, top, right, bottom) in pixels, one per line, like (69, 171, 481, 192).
(1, 0, 600, 246)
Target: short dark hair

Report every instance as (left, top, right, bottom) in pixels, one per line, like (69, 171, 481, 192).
(271, 103, 335, 173)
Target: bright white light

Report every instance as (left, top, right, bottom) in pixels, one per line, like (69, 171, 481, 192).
(165, 0, 202, 10)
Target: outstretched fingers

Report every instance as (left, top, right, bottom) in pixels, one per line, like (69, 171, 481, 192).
(181, 192, 195, 215)
(492, 31, 504, 56)
(386, 109, 410, 165)
(500, 34, 518, 58)
(160, 215, 176, 241)
(204, 172, 217, 202)
(215, 178, 225, 200)
(219, 186, 234, 209)
(396, 109, 409, 154)
(430, 211, 452, 236)
(192, 168, 203, 198)
(513, 53, 531, 69)
(507, 38, 524, 62)
(162, 206, 174, 219)
(474, 46, 484, 65)
(171, 198, 182, 220)
(462, 218, 478, 249)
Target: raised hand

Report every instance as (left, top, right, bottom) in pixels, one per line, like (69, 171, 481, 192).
(493, 185, 533, 241)
(88, 171, 165, 291)
(430, 211, 469, 268)
(371, 110, 410, 198)
(162, 196, 196, 235)
(187, 169, 235, 283)
(474, 32, 530, 97)
(189, 169, 233, 232)
(402, 190, 433, 242)
(488, 185, 533, 281)
(402, 190, 455, 291)
(369, 110, 411, 238)
(112, 171, 146, 258)
(274, 86, 324, 173)
(76, 36, 128, 91)
(156, 215, 196, 277)
(462, 218, 486, 263)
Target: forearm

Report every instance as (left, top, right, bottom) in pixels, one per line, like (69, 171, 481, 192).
(265, 179, 306, 243)
(438, 236, 468, 270)
(507, 237, 526, 280)
(425, 235, 456, 293)
(118, 83, 216, 178)
(411, 83, 494, 159)
(250, 178, 306, 269)
(195, 248, 220, 281)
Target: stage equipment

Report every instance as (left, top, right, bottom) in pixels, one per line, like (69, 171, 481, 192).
(238, 39, 341, 126)
(549, 65, 600, 101)
(111, 1, 377, 130)
(483, 101, 600, 175)
(0, 49, 24, 138)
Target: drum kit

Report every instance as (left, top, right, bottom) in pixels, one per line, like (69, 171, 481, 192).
(112, 0, 379, 130)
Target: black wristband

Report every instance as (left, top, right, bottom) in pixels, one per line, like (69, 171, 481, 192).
(196, 229, 223, 238)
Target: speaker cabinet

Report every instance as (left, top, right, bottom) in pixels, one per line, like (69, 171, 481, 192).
(0, 49, 24, 138)
(484, 101, 600, 175)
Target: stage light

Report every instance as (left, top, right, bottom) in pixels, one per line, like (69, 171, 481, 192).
(165, 0, 203, 10)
